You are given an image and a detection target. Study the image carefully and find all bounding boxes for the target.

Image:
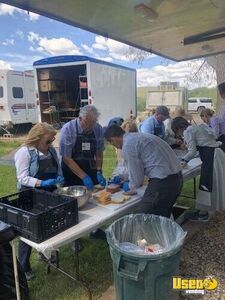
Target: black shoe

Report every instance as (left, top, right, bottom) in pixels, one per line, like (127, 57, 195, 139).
(89, 229, 106, 240)
(189, 212, 209, 222)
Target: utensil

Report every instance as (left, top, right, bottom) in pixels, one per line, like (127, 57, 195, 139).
(55, 186, 91, 208)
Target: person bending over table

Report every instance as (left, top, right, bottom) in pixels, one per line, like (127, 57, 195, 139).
(104, 125, 183, 218)
(171, 117, 223, 220)
(14, 122, 64, 281)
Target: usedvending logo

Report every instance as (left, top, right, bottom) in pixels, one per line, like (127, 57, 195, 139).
(173, 276, 218, 295)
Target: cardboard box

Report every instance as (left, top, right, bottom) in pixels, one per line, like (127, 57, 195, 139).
(39, 80, 64, 92)
(38, 69, 64, 80)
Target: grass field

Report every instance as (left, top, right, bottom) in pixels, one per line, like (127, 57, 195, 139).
(0, 141, 196, 299)
(0, 140, 22, 157)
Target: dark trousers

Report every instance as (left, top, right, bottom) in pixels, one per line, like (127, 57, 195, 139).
(18, 241, 32, 273)
(136, 172, 183, 218)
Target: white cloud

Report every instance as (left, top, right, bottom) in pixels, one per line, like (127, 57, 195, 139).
(137, 60, 217, 88)
(0, 60, 12, 69)
(28, 12, 39, 21)
(27, 32, 81, 55)
(97, 56, 113, 62)
(27, 32, 40, 44)
(0, 4, 39, 21)
(2, 53, 43, 70)
(91, 35, 155, 63)
(16, 30, 24, 39)
(81, 44, 94, 54)
(0, 4, 22, 15)
(92, 36, 107, 50)
(39, 37, 82, 55)
(2, 39, 14, 46)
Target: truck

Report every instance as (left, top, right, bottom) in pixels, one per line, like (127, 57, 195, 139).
(146, 82, 187, 112)
(0, 69, 38, 130)
(33, 55, 137, 126)
(187, 97, 213, 112)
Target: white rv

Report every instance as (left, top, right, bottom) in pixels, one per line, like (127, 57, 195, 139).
(0, 70, 38, 128)
(33, 55, 137, 126)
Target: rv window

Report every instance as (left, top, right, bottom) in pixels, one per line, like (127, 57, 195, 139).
(12, 87, 23, 98)
(0, 86, 3, 98)
(200, 99, 212, 103)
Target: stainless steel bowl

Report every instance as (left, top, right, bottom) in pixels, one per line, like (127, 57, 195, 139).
(55, 186, 91, 208)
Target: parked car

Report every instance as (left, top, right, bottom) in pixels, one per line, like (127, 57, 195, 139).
(188, 97, 213, 112)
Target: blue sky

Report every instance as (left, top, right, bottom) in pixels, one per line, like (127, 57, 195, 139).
(0, 4, 216, 88)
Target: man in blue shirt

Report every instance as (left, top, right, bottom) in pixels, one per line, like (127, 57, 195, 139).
(59, 105, 106, 190)
(139, 105, 169, 139)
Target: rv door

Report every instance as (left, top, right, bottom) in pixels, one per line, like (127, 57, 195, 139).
(24, 72, 38, 124)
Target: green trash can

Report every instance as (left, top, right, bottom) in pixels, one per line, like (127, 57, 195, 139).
(106, 214, 186, 300)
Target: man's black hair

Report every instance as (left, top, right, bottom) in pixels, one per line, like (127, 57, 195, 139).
(104, 124, 125, 141)
(218, 82, 225, 95)
(171, 117, 190, 134)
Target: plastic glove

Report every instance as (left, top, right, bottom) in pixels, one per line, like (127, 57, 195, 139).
(97, 171, 106, 187)
(40, 178, 58, 187)
(112, 175, 121, 184)
(82, 175, 94, 190)
(122, 181, 130, 192)
(56, 175, 64, 185)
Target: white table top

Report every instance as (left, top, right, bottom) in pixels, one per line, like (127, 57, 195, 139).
(20, 157, 202, 258)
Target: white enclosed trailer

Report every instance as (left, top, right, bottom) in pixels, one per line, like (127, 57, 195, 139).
(33, 55, 137, 126)
(146, 83, 187, 112)
(0, 70, 38, 128)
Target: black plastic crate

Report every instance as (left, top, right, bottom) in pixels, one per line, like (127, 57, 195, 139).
(0, 189, 79, 243)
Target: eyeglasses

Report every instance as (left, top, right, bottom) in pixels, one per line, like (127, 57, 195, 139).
(46, 137, 55, 145)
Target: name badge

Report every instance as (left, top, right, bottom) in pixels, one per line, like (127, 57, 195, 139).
(82, 142, 91, 151)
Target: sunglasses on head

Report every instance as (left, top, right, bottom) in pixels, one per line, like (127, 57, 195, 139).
(46, 137, 55, 145)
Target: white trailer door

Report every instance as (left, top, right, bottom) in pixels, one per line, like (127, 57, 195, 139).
(163, 91, 181, 110)
(88, 62, 136, 126)
(146, 92, 163, 108)
(24, 72, 38, 123)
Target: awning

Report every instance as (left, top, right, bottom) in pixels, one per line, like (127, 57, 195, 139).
(2, 0, 225, 61)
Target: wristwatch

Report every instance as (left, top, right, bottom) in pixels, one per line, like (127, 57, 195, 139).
(181, 158, 188, 163)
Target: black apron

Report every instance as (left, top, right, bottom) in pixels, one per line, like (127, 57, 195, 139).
(62, 120, 98, 186)
(197, 146, 215, 192)
(154, 123, 164, 138)
(21, 150, 58, 192)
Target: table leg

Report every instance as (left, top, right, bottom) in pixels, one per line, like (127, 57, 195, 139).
(193, 177, 196, 199)
(42, 249, 92, 300)
(11, 239, 21, 300)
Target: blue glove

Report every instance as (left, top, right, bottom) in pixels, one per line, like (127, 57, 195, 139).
(97, 171, 106, 187)
(82, 175, 94, 190)
(112, 176, 121, 184)
(56, 175, 64, 185)
(122, 181, 130, 192)
(40, 178, 58, 187)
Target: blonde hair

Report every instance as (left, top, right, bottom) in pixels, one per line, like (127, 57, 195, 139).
(200, 108, 214, 118)
(121, 120, 138, 132)
(25, 122, 57, 147)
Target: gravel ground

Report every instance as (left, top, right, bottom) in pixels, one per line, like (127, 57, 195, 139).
(180, 212, 225, 300)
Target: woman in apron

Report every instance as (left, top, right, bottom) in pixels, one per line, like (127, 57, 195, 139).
(171, 117, 222, 220)
(14, 123, 64, 280)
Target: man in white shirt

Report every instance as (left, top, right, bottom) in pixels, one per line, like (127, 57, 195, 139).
(104, 125, 183, 218)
